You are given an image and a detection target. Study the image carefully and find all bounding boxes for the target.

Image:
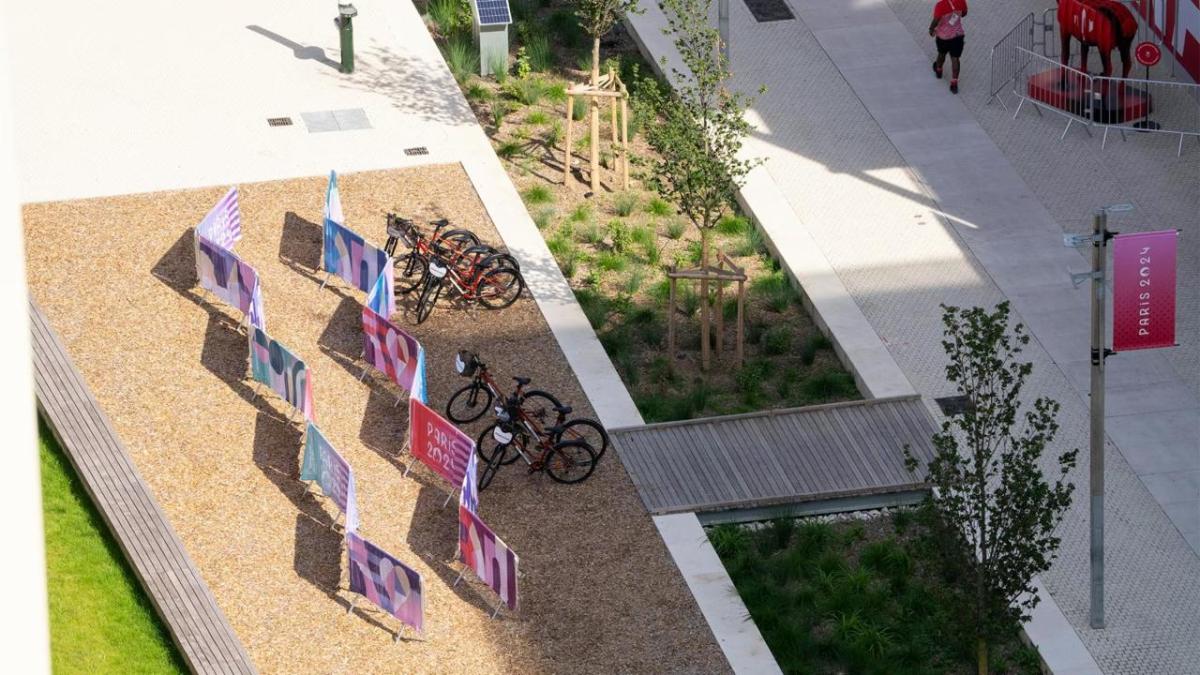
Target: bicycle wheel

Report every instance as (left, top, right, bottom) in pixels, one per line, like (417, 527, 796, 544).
(476, 266, 525, 309)
(476, 423, 524, 466)
(478, 443, 506, 492)
(446, 382, 494, 424)
(393, 253, 428, 294)
(544, 439, 597, 484)
(518, 389, 562, 428)
(433, 230, 480, 258)
(415, 275, 443, 324)
(554, 418, 610, 461)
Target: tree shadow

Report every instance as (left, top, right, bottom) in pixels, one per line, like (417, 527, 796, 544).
(246, 25, 340, 71)
(326, 45, 477, 128)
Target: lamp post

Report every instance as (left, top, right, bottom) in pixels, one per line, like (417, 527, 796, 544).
(338, 3, 358, 74)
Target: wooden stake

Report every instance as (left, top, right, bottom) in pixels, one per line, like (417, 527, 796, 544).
(590, 98, 600, 194)
(564, 95, 574, 185)
(700, 237, 710, 370)
(620, 95, 629, 189)
(716, 276, 724, 356)
(736, 279, 745, 366)
(668, 273, 677, 357)
(610, 96, 618, 163)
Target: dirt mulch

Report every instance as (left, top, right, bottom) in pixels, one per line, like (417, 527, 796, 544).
(23, 164, 728, 674)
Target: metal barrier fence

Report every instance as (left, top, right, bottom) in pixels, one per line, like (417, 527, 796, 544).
(988, 13, 1036, 105)
(1007, 47, 1200, 155)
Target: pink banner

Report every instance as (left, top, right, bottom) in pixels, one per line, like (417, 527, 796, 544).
(1112, 230, 1178, 351)
(458, 505, 519, 610)
(346, 532, 424, 632)
(408, 399, 474, 486)
(361, 307, 421, 396)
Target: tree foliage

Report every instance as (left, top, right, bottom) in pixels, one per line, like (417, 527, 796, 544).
(573, 0, 640, 81)
(906, 302, 1077, 674)
(642, 0, 761, 265)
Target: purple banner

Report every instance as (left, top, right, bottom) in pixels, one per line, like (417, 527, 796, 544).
(323, 220, 391, 296)
(459, 505, 518, 610)
(347, 532, 424, 632)
(249, 326, 315, 421)
(196, 187, 242, 249)
(361, 307, 422, 397)
(300, 422, 359, 531)
(196, 235, 266, 330)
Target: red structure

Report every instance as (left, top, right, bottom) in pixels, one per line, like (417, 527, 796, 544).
(1058, 0, 1139, 77)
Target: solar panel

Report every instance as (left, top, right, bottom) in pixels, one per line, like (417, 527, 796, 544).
(475, 0, 511, 26)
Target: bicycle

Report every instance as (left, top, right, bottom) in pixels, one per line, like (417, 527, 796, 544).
(475, 394, 598, 490)
(412, 248, 524, 324)
(383, 214, 480, 294)
(446, 351, 609, 460)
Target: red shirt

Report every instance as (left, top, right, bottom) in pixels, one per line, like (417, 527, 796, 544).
(933, 0, 967, 39)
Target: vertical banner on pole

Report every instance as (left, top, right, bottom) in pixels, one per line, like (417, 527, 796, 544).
(346, 532, 424, 633)
(1112, 230, 1178, 351)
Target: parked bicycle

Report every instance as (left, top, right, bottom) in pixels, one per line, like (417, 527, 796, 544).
(447, 351, 609, 459)
(475, 394, 597, 490)
(383, 214, 480, 294)
(413, 247, 524, 323)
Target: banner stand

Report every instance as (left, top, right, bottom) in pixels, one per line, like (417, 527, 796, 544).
(319, 271, 332, 290)
(345, 592, 425, 642)
(452, 566, 505, 619)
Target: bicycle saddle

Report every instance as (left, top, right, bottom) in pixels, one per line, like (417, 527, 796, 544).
(430, 218, 450, 230)
(513, 376, 531, 386)
(554, 405, 572, 415)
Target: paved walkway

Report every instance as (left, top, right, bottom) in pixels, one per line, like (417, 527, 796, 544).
(625, 0, 1198, 672)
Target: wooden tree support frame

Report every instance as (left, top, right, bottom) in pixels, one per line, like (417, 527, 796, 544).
(667, 250, 747, 370)
(563, 68, 630, 194)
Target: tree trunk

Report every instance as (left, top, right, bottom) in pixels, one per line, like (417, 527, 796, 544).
(590, 37, 601, 195)
(976, 637, 988, 675)
(700, 232, 710, 370)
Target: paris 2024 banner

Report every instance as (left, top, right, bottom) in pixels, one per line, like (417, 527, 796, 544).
(346, 532, 425, 633)
(249, 326, 316, 421)
(409, 399, 474, 487)
(1112, 230, 1177, 352)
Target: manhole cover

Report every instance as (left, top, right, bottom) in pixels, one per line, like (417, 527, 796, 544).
(935, 395, 974, 417)
(404, 146, 430, 156)
(267, 117, 293, 127)
(300, 108, 372, 133)
(743, 0, 793, 22)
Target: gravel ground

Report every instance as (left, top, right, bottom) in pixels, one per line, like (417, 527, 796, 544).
(23, 164, 728, 674)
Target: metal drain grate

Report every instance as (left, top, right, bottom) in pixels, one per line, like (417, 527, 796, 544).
(742, 0, 793, 22)
(404, 146, 430, 156)
(267, 117, 293, 127)
(935, 395, 973, 417)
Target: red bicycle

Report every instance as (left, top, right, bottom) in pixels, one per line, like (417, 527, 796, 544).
(413, 248, 524, 323)
(383, 214, 481, 294)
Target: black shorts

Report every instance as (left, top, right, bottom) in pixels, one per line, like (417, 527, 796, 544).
(936, 35, 964, 58)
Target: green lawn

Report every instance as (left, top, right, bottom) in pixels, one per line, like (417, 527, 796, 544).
(40, 422, 184, 674)
(709, 508, 1042, 674)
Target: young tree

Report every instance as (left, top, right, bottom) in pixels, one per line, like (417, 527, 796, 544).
(643, 0, 761, 368)
(574, 0, 640, 193)
(905, 302, 1078, 675)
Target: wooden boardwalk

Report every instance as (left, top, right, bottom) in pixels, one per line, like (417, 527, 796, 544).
(611, 396, 938, 516)
(31, 300, 256, 675)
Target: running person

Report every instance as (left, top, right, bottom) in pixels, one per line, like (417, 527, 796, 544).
(929, 0, 967, 94)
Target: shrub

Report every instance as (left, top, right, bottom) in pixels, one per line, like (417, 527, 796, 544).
(607, 219, 632, 254)
(596, 251, 627, 272)
(577, 222, 605, 246)
(629, 224, 655, 248)
(649, 278, 672, 303)
(584, 268, 603, 287)
(600, 326, 635, 358)
(428, 0, 471, 38)
(646, 197, 673, 217)
(666, 220, 686, 240)
(574, 288, 609, 328)
(800, 371, 858, 401)
(526, 110, 550, 125)
(639, 316, 665, 347)
(568, 203, 592, 223)
(533, 207, 555, 230)
(546, 232, 575, 259)
(762, 325, 792, 356)
(737, 360, 770, 402)
(647, 355, 676, 384)
(525, 34, 554, 72)
(496, 140, 523, 159)
(800, 332, 832, 366)
(717, 214, 750, 236)
(685, 239, 703, 265)
(560, 251, 578, 278)
(545, 81, 568, 104)
(514, 46, 532, 80)
(571, 97, 588, 121)
(775, 367, 800, 398)
(444, 37, 479, 83)
(752, 271, 794, 313)
(679, 286, 700, 317)
(613, 192, 639, 217)
(522, 185, 553, 205)
(544, 120, 563, 147)
(505, 77, 547, 106)
(735, 225, 766, 257)
(465, 80, 492, 102)
(710, 524, 750, 557)
(643, 241, 661, 266)
(490, 100, 512, 128)
(622, 268, 646, 295)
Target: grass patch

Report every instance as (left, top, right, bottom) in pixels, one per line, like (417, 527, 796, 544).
(568, 202, 592, 224)
(522, 185, 553, 205)
(751, 270, 794, 313)
(525, 34, 554, 72)
(465, 80, 492, 102)
(496, 139, 524, 159)
(595, 250, 628, 272)
(490, 99, 512, 128)
(444, 36, 479, 83)
(798, 370, 859, 402)
(571, 97, 588, 121)
(547, 10, 584, 49)
(526, 110, 550, 125)
(544, 120, 563, 147)
(40, 423, 185, 674)
(761, 325, 793, 356)
(613, 192, 639, 217)
(577, 221, 605, 246)
(717, 214, 750, 236)
(711, 511, 1042, 675)
(665, 220, 686, 240)
(504, 77, 549, 106)
(646, 197, 673, 217)
(800, 332, 832, 366)
(533, 208, 555, 231)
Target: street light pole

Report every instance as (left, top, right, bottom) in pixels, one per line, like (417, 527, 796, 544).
(1088, 208, 1107, 630)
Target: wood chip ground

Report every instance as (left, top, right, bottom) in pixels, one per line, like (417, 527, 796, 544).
(23, 165, 729, 674)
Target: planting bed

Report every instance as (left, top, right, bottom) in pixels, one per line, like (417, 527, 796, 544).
(23, 164, 726, 673)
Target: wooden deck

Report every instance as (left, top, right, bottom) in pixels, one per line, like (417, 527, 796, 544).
(610, 395, 938, 516)
(31, 300, 256, 675)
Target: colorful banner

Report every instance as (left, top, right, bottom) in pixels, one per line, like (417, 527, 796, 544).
(196, 235, 266, 330)
(323, 221, 392, 296)
(300, 423, 360, 532)
(196, 187, 243, 249)
(365, 267, 397, 321)
(324, 170, 344, 229)
(361, 307, 425, 402)
(1112, 230, 1178, 351)
(460, 451, 479, 515)
(408, 399, 474, 486)
(458, 506, 518, 611)
(249, 326, 316, 421)
(1137, 0, 1200, 82)
(346, 532, 425, 632)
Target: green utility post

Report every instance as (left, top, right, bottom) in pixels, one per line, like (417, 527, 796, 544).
(338, 3, 358, 73)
